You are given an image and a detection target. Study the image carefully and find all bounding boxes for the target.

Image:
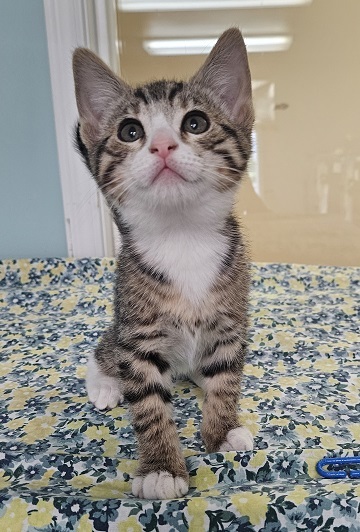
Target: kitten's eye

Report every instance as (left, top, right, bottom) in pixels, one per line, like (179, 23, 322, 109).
(182, 111, 209, 135)
(118, 119, 145, 143)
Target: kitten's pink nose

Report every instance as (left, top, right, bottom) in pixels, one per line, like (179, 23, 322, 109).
(149, 135, 178, 159)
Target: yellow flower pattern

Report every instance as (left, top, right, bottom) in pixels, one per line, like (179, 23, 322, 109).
(232, 492, 271, 525)
(27, 500, 54, 527)
(0, 258, 359, 530)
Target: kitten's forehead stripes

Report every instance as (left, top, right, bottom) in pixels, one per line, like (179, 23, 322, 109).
(168, 82, 184, 103)
(134, 88, 149, 106)
(133, 81, 185, 107)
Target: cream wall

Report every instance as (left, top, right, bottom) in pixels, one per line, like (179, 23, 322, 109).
(250, 0, 360, 215)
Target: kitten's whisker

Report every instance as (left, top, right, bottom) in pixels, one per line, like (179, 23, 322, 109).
(201, 162, 244, 176)
(191, 161, 243, 182)
(75, 179, 102, 213)
(196, 168, 240, 187)
(101, 177, 137, 209)
(75, 188, 106, 228)
(200, 160, 244, 170)
(114, 179, 138, 198)
(202, 169, 238, 181)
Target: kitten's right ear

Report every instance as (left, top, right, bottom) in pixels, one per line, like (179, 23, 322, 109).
(190, 28, 254, 130)
(72, 48, 130, 145)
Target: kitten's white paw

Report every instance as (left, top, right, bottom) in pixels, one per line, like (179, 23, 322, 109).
(87, 378, 123, 410)
(132, 472, 189, 499)
(219, 426, 254, 452)
(86, 355, 123, 410)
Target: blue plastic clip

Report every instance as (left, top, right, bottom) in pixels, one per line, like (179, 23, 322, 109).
(316, 456, 360, 479)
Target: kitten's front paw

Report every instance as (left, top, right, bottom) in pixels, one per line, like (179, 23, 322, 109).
(219, 426, 254, 452)
(86, 356, 123, 410)
(132, 472, 189, 499)
(87, 378, 123, 410)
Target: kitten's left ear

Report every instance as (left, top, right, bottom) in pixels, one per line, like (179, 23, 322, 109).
(191, 28, 254, 129)
(73, 48, 131, 145)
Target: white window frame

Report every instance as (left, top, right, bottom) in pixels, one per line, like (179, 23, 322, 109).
(43, 0, 118, 257)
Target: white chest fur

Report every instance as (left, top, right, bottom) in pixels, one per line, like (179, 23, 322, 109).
(121, 196, 230, 306)
(139, 226, 227, 305)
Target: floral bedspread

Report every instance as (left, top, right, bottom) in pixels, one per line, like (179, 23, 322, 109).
(0, 258, 359, 531)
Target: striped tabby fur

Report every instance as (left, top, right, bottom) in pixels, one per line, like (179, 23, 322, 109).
(73, 28, 254, 499)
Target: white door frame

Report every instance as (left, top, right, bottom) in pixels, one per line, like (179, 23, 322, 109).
(43, 0, 118, 257)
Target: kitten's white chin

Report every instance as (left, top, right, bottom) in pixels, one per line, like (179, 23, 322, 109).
(151, 167, 186, 184)
(136, 177, 202, 210)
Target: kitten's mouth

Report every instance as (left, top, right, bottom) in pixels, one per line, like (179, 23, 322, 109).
(152, 165, 187, 184)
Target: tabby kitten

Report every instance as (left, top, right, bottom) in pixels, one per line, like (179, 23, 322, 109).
(73, 28, 254, 500)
